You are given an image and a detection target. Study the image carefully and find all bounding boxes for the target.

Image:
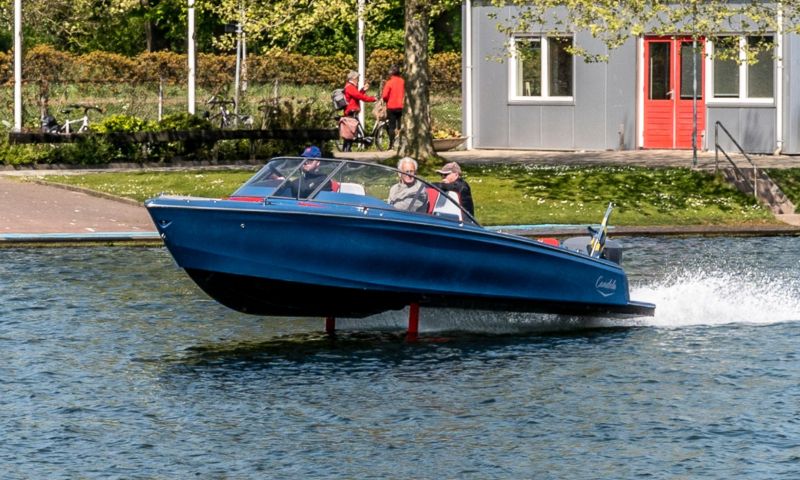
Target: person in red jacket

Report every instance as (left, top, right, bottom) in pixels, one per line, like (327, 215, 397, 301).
(342, 70, 376, 151)
(344, 70, 376, 117)
(381, 65, 405, 149)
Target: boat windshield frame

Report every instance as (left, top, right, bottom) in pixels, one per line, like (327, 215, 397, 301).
(254, 156, 480, 226)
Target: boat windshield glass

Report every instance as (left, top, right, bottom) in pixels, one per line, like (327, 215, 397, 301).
(251, 157, 478, 226)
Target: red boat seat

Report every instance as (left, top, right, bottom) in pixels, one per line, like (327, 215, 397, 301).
(428, 188, 462, 221)
(537, 237, 560, 246)
(426, 188, 439, 214)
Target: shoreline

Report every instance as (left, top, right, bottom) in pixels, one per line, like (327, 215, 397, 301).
(3, 150, 800, 246)
(3, 223, 798, 248)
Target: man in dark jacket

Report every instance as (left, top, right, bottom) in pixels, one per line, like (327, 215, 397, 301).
(433, 162, 474, 216)
(278, 145, 332, 198)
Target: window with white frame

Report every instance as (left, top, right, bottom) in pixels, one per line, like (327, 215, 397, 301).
(510, 35, 574, 101)
(711, 35, 774, 102)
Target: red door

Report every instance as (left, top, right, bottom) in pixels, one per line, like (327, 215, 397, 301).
(643, 37, 705, 149)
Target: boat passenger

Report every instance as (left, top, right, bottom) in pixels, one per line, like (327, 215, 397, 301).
(388, 157, 428, 213)
(277, 145, 332, 198)
(433, 161, 474, 216)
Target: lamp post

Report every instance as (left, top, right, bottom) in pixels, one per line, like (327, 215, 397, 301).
(692, 36, 698, 168)
(13, 0, 22, 131)
(188, 0, 196, 114)
(691, 2, 699, 168)
(357, 0, 366, 127)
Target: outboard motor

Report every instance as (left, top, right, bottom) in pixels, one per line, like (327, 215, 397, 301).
(562, 236, 623, 264)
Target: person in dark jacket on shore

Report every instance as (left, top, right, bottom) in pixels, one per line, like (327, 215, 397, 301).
(433, 161, 474, 216)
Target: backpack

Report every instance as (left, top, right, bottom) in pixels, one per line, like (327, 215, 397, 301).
(331, 88, 347, 110)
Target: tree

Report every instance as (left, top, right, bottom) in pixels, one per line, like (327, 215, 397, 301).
(397, 0, 434, 160)
(489, 1, 797, 61)
(211, 0, 459, 166)
(396, 0, 461, 164)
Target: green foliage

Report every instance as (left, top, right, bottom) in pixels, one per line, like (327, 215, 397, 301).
(94, 114, 156, 133)
(159, 112, 213, 131)
(1, 80, 461, 167)
(489, 1, 793, 62)
(765, 169, 800, 206)
(65, 138, 118, 165)
(1, 46, 461, 90)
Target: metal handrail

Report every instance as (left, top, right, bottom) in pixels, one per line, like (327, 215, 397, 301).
(714, 121, 757, 199)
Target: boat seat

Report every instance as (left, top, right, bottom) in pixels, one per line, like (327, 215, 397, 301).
(426, 188, 439, 214)
(338, 182, 366, 195)
(429, 189, 462, 221)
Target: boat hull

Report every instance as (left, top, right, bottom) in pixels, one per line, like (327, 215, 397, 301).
(147, 197, 654, 319)
(186, 268, 655, 318)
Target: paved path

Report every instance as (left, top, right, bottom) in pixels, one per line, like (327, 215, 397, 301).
(1, 149, 799, 242)
(0, 176, 155, 237)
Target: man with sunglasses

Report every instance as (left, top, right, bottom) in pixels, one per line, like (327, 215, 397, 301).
(434, 162, 474, 216)
(388, 157, 428, 213)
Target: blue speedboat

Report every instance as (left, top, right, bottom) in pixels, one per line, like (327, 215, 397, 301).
(145, 157, 654, 318)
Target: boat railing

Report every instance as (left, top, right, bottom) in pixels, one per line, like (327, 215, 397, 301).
(714, 121, 757, 199)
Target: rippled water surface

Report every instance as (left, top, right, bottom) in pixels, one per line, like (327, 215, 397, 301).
(2, 237, 800, 478)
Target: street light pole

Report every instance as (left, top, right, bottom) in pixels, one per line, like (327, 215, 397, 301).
(357, 0, 366, 127)
(188, 0, 196, 114)
(691, 3, 698, 168)
(13, 0, 22, 131)
(692, 36, 698, 168)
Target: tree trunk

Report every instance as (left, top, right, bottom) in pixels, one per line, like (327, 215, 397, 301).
(142, 0, 169, 52)
(398, 0, 438, 164)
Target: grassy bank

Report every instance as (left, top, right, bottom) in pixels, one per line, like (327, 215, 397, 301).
(41, 164, 778, 226)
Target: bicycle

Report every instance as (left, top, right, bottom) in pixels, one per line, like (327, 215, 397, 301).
(335, 113, 391, 152)
(40, 104, 103, 134)
(203, 95, 253, 129)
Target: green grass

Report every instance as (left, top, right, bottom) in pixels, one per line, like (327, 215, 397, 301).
(43, 164, 777, 226)
(766, 168, 800, 205)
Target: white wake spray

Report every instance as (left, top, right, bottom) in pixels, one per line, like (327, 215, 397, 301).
(629, 268, 800, 328)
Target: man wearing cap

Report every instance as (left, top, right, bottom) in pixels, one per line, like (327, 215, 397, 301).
(388, 157, 428, 213)
(278, 145, 331, 198)
(434, 161, 474, 216)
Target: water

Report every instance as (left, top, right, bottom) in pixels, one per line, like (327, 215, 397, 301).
(1, 237, 799, 478)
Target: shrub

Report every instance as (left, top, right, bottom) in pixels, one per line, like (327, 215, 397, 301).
(10, 46, 461, 90)
(25, 45, 75, 83)
(77, 51, 137, 84)
(135, 51, 187, 85)
(0, 51, 11, 84)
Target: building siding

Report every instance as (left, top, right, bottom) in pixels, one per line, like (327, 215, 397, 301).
(469, 4, 637, 151)
(466, 3, 799, 157)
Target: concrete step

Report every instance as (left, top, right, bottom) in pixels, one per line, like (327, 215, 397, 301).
(721, 167, 795, 214)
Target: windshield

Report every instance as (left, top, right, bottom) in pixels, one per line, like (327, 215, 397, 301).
(238, 157, 478, 226)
